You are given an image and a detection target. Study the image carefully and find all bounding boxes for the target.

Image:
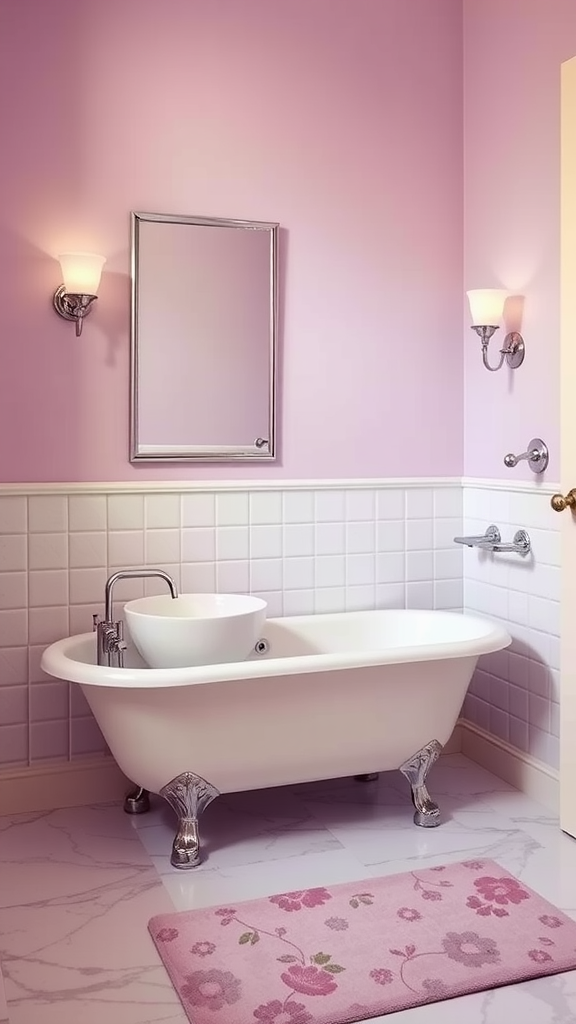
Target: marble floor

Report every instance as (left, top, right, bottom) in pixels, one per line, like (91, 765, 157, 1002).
(1, 754, 576, 1023)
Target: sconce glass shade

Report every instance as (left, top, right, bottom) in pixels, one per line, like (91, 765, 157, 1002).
(466, 288, 508, 327)
(57, 252, 106, 296)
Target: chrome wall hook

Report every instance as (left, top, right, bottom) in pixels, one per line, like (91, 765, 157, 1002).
(503, 438, 549, 474)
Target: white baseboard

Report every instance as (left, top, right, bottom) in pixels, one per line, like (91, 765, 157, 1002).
(459, 720, 559, 812)
(442, 726, 462, 755)
(0, 757, 130, 816)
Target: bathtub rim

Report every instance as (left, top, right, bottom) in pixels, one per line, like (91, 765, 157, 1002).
(41, 609, 511, 690)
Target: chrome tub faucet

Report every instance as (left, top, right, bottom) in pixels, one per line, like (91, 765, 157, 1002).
(94, 569, 178, 667)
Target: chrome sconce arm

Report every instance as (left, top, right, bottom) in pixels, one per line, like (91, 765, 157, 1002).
(471, 324, 525, 372)
(53, 288, 98, 337)
(52, 252, 106, 337)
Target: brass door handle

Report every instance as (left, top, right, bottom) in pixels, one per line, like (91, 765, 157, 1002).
(551, 489, 576, 512)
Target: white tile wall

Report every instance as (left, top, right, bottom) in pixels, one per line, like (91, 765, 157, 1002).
(2, 481, 558, 773)
(462, 484, 560, 770)
(0, 483, 463, 768)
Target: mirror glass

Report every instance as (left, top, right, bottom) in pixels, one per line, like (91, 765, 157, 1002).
(130, 212, 278, 462)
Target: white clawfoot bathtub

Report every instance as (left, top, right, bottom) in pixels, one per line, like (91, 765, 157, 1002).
(42, 609, 510, 869)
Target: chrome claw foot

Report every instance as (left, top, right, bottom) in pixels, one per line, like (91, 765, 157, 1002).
(160, 771, 220, 870)
(123, 786, 150, 814)
(171, 817, 202, 868)
(354, 773, 379, 782)
(399, 739, 442, 828)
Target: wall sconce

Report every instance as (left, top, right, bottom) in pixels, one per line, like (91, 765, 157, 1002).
(53, 252, 106, 337)
(466, 288, 525, 372)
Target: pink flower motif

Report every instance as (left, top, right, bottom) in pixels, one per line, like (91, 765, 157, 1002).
(253, 999, 313, 1023)
(442, 931, 501, 968)
(422, 977, 449, 999)
(466, 896, 482, 909)
(430, 866, 446, 872)
(466, 894, 509, 918)
(325, 916, 349, 931)
(370, 968, 394, 985)
(397, 907, 421, 922)
(191, 941, 216, 957)
(421, 890, 442, 901)
(215, 908, 237, 917)
(462, 860, 485, 870)
(474, 876, 529, 906)
(270, 888, 332, 913)
(180, 969, 241, 1010)
(280, 965, 338, 996)
(539, 914, 563, 929)
(528, 949, 553, 964)
(156, 927, 179, 942)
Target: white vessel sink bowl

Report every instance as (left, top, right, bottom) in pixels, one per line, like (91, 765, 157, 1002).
(123, 592, 267, 669)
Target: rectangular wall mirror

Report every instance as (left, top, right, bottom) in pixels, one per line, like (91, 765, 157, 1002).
(130, 212, 278, 462)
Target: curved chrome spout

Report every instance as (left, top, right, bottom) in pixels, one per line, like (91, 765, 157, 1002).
(104, 569, 178, 622)
(454, 525, 500, 548)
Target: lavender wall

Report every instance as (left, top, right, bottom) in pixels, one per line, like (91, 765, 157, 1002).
(0, 0, 463, 483)
(463, 0, 576, 482)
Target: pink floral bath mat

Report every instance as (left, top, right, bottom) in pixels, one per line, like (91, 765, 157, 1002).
(148, 859, 576, 1023)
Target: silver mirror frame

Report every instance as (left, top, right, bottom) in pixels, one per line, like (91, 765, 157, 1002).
(130, 211, 279, 463)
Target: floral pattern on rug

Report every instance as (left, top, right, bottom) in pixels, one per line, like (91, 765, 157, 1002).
(149, 859, 576, 1024)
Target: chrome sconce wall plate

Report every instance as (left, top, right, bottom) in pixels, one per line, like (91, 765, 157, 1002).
(53, 252, 106, 337)
(504, 437, 549, 474)
(467, 288, 525, 372)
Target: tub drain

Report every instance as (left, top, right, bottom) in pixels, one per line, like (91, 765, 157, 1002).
(254, 638, 270, 655)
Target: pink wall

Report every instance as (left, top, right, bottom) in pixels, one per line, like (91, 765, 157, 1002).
(0, 0, 463, 483)
(464, 0, 576, 482)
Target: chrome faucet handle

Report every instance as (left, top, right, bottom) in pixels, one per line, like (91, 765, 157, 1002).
(503, 437, 549, 474)
(476, 529, 531, 556)
(101, 623, 126, 655)
(110, 624, 127, 658)
(92, 613, 101, 631)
